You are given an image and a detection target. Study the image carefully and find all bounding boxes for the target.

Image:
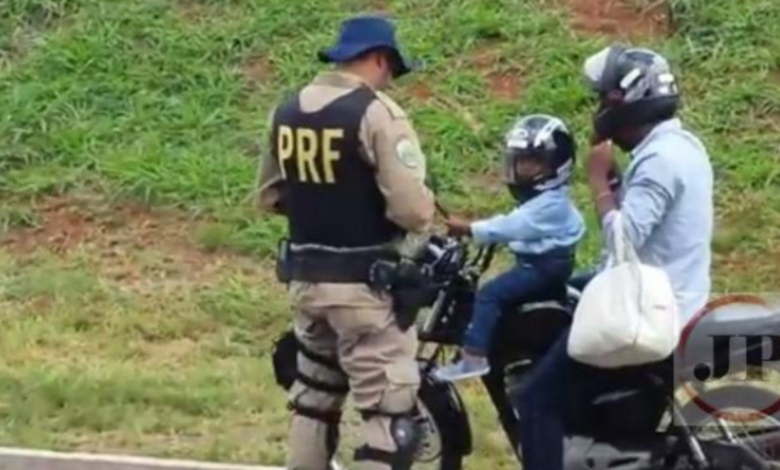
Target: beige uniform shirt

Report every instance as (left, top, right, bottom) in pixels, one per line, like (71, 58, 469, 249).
(256, 71, 435, 251)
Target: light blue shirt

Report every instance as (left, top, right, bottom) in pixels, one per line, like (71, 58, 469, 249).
(602, 118, 714, 322)
(470, 186, 586, 255)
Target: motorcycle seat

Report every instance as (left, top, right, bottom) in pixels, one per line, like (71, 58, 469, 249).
(493, 283, 574, 357)
(511, 283, 571, 312)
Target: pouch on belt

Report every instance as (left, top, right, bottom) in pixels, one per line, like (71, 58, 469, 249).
(369, 260, 434, 332)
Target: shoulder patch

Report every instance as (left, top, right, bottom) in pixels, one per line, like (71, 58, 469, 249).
(395, 138, 425, 175)
(376, 91, 408, 120)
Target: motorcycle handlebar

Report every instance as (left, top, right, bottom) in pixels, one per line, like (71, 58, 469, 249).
(425, 235, 497, 276)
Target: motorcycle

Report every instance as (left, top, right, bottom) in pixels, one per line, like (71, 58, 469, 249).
(272, 235, 780, 470)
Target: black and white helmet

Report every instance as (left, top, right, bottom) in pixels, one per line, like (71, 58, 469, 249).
(583, 45, 680, 139)
(502, 114, 576, 201)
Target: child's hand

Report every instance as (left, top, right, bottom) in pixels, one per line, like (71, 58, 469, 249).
(446, 217, 472, 237)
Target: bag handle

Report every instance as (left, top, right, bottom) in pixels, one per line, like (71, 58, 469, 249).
(607, 212, 639, 266)
(607, 212, 646, 323)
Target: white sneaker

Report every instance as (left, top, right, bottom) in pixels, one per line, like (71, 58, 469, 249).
(433, 357, 490, 382)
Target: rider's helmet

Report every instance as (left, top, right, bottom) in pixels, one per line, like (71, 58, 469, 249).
(502, 114, 576, 202)
(583, 44, 680, 141)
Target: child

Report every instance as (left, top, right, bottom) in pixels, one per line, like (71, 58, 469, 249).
(434, 114, 586, 382)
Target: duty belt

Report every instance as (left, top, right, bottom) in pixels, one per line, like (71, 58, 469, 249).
(288, 246, 399, 283)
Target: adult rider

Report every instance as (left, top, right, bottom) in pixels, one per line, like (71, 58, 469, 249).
(515, 45, 714, 470)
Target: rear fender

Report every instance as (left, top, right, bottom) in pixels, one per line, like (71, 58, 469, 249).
(419, 372, 473, 456)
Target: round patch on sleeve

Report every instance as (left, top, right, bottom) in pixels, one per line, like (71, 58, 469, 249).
(395, 138, 422, 169)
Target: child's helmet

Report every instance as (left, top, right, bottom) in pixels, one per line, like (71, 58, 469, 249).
(502, 114, 576, 201)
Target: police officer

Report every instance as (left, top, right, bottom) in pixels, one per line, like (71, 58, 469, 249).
(256, 14, 435, 470)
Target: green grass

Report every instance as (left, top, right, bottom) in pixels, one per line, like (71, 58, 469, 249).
(1, 0, 780, 468)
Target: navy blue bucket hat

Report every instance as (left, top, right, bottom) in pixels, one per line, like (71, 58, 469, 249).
(318, 15, 417, 78)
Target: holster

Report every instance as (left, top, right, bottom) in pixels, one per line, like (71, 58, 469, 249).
(392, 287, 435, 331)
(271, 329, 298, 390)
(369, 260, 434, 332)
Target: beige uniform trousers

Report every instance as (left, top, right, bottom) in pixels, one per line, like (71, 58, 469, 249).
(286, 281, 420, 470)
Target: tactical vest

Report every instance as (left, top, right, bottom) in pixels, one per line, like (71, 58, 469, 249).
(271, 86, 403, 248)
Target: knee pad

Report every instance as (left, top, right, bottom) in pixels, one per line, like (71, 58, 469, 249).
(391, 415, 423, 463)
(354, 412, 422, 470)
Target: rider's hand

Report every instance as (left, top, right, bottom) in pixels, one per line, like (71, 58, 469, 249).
(589, 130, 607, 147)
(607, 163, 622, 193)
(586, 141, 615, 182)
(446, 217, 472, 237)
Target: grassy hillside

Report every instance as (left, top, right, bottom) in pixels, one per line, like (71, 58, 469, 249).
(1, 0, 779, 468)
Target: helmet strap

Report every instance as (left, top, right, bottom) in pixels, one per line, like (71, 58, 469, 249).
(507, 184, 541, 203)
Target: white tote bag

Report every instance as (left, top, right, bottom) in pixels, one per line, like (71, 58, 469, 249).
(567, 212, 680, 368)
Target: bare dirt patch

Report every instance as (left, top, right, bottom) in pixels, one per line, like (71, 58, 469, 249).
(486, 72, 523, 101)
(175, 0, 207, 22)
(565, 0, 671, 39)
(368, 0, 391, 13)
(0, 195, 263, 289)
(468, 45, 524, 101)
(2, 196, 183, 254)
(410, 82, 433, 100)
(240, 55, 273, 86)
(401, 81, 484, 134)
(470, 46, 500, 70)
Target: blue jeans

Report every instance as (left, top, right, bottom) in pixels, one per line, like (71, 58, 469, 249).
(463, 250, 573, 355)
(515, 273, 671, 470)
(515, 327, 583, 470)
(516, 268, 603, 470)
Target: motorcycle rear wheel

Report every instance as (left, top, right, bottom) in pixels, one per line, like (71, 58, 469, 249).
(680, 385, 780, 463)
